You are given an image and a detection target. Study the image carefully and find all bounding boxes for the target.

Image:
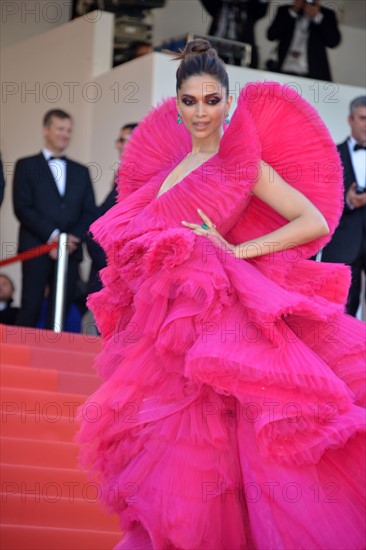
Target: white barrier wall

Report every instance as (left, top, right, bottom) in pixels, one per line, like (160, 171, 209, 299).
(0, 13, 364, 305)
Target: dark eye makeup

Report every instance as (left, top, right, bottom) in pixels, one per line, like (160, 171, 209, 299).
(181, 95, 222, 106)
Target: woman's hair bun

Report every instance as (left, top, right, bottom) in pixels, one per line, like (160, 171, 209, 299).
(174, 38, 229, 94)
(174, 39, 217, 61)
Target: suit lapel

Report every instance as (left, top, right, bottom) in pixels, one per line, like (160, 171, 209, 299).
(338, 141, 356, 191)
(64, 159, 71, 200)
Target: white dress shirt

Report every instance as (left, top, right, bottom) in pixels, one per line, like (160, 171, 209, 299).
(42, 148, 67, 196)
(282, 8, 324, 75)
(348, 136, 366, 191)
(42, 148, 67, 242)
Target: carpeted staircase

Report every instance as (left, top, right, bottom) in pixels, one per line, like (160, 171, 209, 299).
(0, 324, 121, 550)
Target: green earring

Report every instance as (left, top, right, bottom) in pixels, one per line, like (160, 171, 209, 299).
(177, 113, 182, 125)
(224, 113, 230, 124)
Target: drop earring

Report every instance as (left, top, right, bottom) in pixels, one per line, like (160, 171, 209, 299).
(224, 113, 230, 124)
(177, 113, 183, 125)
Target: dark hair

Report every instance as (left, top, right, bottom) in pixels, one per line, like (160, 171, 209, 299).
(121, 123, 138, 132)
(175, 39, 229, 95)
(350, 96, 366, 117)
(43, 109, 72, 127)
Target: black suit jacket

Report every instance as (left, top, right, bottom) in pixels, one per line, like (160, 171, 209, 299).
(201, 0, 268, 44)
(0, 301, 20, 326)
(267, 5, 341, 81)
(13, 153, 96, 261)
(322, 140, 366, 265)
(86, 184, 118, 294)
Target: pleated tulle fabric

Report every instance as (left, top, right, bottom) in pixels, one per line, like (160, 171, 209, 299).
(77, 82, 366, 549)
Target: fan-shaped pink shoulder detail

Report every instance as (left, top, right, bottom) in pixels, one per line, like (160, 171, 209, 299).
(226, 81, 343, 259)
(116, 97, 191, 202)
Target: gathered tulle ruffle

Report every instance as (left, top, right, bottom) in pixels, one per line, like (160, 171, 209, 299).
(96, 233, 364, 463)
(78, 81, 366, 550)
(82, 229, 365, 513)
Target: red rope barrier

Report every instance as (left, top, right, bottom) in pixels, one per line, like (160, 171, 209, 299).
(0, 242, 58, 267)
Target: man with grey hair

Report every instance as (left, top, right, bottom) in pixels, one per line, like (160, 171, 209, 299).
(322, 96, 366, 316)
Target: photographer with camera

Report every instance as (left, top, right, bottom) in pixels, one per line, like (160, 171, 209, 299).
(322, 97, 366, 317)
(267, 0, 341, 81)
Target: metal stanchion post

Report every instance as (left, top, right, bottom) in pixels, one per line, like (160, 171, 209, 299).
(53, 233, 69, 333)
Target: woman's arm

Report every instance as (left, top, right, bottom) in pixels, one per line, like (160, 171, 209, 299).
(233, 160, 329, 259)
(181, 161, 329, 259)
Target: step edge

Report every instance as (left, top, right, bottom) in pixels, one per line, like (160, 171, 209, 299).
(1, 386, 89, 401)
(0, 523, 121, 535)
(0, 462, 87, 475)
(0, 435, 80, 446)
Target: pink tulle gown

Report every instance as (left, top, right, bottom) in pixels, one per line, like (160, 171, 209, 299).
(77, 83, 366, 549)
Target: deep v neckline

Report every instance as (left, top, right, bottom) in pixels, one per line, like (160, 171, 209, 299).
(155, 151, 220, 200)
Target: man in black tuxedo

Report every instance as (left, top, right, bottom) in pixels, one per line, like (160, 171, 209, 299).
(13, 109, 96, 329)
(200, 0, 269, 68)
(267, 0, 341, 81)
(322, 97, 366, 316)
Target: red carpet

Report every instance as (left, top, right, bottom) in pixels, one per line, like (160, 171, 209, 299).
(0, 324, 121, 549)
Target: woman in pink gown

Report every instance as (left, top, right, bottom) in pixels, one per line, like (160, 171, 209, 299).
(77, 39, 366, 549)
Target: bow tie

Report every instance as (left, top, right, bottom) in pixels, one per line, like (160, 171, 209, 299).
(49, 155, 67, 161)
(354, 144, 366, 152)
